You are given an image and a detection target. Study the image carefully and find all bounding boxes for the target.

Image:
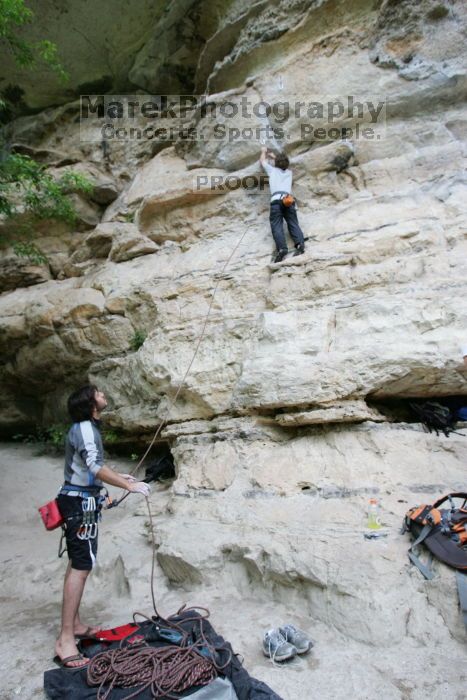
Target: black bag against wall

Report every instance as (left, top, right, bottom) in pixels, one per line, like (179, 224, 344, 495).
(402, 493, 467, 630)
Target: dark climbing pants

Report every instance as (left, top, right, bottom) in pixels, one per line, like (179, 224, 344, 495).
(269, 200, 305, 252)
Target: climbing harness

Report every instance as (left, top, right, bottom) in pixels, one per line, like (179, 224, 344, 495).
(39, 485, 105, 532)
(54, 485, 109, 555)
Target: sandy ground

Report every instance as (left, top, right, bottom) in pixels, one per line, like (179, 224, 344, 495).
(0, 442, 466, 700)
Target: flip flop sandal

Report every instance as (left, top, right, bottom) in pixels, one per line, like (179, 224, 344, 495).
(75, 626, 101, 640)
(53, 653, 89, 670)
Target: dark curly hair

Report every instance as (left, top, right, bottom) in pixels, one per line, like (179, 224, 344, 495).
(68, 384, 98, 422)
(275, 152, 290, 170)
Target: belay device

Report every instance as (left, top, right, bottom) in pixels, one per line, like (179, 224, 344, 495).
(402, 492, 467, 630)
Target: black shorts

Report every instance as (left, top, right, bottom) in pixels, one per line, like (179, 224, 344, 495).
(57, 494, 99, 571)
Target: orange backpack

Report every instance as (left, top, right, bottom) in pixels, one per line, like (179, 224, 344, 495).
(402, 493, 467, 629)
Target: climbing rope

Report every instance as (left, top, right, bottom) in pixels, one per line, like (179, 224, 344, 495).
(87, 642, 217, 700)
(88, 225, 252, 697)
(103, 219, 251, 651)
(87, 604, 232, 698)
(141, 222, 253, 618)
(111, 221, 253, 509)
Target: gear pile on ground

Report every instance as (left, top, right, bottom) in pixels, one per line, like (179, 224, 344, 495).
(44, 609, 283, 699)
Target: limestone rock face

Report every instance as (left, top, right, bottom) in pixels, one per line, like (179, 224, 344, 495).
(0, 251, 52, 293)
(63, 222, 158, 277)
(1, 1, 467, 694)
(0, 1, 164, 111)
(107, 147, 228, 242)
(149, 418, 467, 681)
(275, 400, 386, 426)
(1, 0, 466, 428)
(3, 100, 155, 187)
(49, 163, 119, 206)
(0, 279, 135, 425)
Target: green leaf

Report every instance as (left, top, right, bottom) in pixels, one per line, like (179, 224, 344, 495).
(13, 241, 47, 264)
(130, 330, 147, 352)
(0, 154, 95, 254)
(0, 0, 67, 78)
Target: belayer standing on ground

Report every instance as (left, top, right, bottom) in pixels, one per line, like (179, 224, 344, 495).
(54, 385, 150, 669)
(260, 145, 306, 263)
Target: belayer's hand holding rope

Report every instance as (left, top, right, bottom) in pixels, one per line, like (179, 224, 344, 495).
(95, 465, 150, 497)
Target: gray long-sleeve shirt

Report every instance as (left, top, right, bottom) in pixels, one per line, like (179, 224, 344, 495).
(260, 160, 293, 201)
(64, 419, 104, 488)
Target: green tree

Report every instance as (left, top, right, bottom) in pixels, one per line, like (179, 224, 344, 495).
(0, 2, 84, 262)
(0, 153, 94, 260)
(0, 0, 67, 80)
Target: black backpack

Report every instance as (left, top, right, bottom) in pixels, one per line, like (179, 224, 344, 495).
(410, 401, 459, 437)
(144, 451, 175, 484)
(402, 493, 467, 630)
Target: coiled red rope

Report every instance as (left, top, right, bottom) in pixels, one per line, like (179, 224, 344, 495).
(86, 607, 231, 699)
(87, 640, 217, 699)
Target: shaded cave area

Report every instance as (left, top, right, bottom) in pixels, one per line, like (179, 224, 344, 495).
(367, 394, 467, 426)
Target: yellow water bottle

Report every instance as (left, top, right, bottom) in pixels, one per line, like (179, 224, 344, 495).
(367, 498, 381, 529)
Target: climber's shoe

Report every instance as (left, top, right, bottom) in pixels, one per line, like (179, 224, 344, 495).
(273, 249, 288, 263)
(278, 624, 313, 654)
(293, 244, 305, 256)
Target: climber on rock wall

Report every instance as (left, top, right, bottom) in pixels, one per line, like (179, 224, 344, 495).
(260, 146, 306, 263)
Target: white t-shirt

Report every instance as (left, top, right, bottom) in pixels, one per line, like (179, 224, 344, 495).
(462, 345, 467, 357)
(261, 160, 293, 202)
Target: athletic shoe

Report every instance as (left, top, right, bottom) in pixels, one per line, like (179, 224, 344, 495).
(293, 244, 305, 256)
(279, 624, 313, 654)
(262, 629, 296, 662)
(273, 249, 288, 263)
